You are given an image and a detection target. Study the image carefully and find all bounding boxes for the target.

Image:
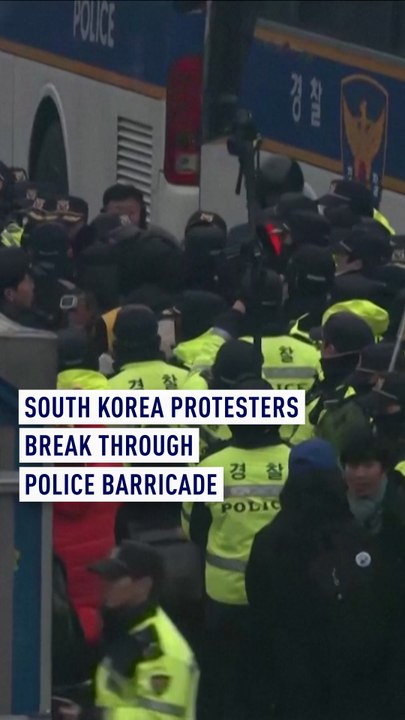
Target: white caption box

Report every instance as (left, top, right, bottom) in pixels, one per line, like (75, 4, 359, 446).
(19, 390, 306, 425)
(19, 428, 200, 464)
(19, 466, 224, 502)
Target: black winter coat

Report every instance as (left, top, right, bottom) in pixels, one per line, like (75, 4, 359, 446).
(246, 508, 405, 720)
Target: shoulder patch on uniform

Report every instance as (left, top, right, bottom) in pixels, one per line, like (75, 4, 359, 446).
(150, 674, 171, 695)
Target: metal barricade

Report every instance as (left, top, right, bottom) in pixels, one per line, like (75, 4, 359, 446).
(0, 332, 56, 716)
(0, 473, 53, 715)
(0, 331, 57, 390)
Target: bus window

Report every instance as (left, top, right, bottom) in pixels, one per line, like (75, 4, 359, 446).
(259, 1, 395, 54)
(391, 0, 405, 57)
(259, 1, 300, 25)
(299, 1, 394, 53)
(172, 0, 205, 11)
(198, 0, 405, 233)
(201, 0, 394, 141)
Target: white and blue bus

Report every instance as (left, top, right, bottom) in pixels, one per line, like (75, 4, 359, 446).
(0, 0, 207, 238)
(0, 1, 404, 236)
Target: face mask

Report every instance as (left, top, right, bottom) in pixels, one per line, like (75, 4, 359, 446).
(320, 354, 358, 380)
(374, 412, 405, 440)
(350, 376, 374, 394)
(101, 604, 136, 642)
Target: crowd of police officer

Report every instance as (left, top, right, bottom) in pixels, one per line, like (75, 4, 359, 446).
(2, 155, 405, 719)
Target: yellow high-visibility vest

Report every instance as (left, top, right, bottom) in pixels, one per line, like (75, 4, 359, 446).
(373, 209, 395, 235)
(197, 442, 290, 604)
(96, 606, 199, 719)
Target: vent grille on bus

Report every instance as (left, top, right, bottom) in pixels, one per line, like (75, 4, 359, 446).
(116, 117, 153, 213)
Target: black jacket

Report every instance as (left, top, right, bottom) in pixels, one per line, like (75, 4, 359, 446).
(112, 230, 183, 298)
(332, 269, 391, 310)
(32, 266, 78, 330)
(52, 554, 89, 688)
(371, 469, 405, 555)
(77, 241, 120, 313)
(0, 299, 49, 331)
(246, 504, 405, 720)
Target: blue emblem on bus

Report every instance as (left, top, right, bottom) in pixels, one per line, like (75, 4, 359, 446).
(341, 74, 388, 206)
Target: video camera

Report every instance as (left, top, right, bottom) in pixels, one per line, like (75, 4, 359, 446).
(227, 109, 260, 158)
(227, 109, 262, 224)
(227, 109, 264, 368)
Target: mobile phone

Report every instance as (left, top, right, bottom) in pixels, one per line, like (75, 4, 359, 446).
(159, 317, 176, 358)
(60, 295, 78, 311)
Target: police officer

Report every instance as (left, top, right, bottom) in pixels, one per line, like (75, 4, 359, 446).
(108, 305, 188, 390)
(358, 372, 405, 477)
(285, 244, 336, 341)
(184, 338, 263, 461)
(312, 342, 405, 455)
(355, 221, 405, 307)
(251, 206, 331, 275)
(1, 219, 24, 248)
(318, 178, 395, 234)
(285, 300, 390, 446)
(108, 305, 188, 541)
(74, 213, 132, 313)
(215, 266, 321, 392)
(319, 298, 389, 342)
(29, 222, 78, 330)
(95, 284, 175, 361)
(227, 155, 318, 251)
(57, 327, 108, 390)
(183, 212, 235, 299)
(0, 160, 15, 229)
(54, 194, 89, 244)
(58, 540, 199, 720)
(332, 222, 395, 309)
(349, 342, 405, 397)
(184, 377, 290, 720)
(305, 312, 375, 450)
(172, 290, 228, 371)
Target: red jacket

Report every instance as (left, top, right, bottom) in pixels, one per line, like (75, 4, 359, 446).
(53, 420, 121, 645)
(53, 498, 120, 644)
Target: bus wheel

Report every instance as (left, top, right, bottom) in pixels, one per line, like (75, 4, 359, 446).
(29, 98, 69, 193)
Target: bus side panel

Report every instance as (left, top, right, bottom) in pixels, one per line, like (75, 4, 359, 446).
(0, 53, 16, 167)
(10, 56, 198, 238)
(199, 141, 249, 228)
(11, 57, 163, 221)
(200, 141, 402, 232)
(155, 171, 199, 241)
(199, 141, 329, 229)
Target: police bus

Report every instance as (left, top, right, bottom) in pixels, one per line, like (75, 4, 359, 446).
(202, 1, 405, 232)
(0, 0, 206, 238)
(0, 1, 405, 236)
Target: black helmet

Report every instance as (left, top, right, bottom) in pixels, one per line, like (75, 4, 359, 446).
(256, 156, 304, 208)
(241, 265, 283, 312)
